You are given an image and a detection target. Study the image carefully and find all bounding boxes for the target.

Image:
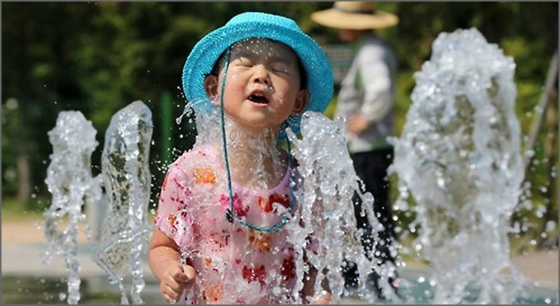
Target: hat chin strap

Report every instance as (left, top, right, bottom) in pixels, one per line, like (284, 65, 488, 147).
(219, 47, 295, 233)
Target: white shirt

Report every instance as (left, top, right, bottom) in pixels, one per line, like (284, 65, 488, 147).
(335, 34, 397, 153)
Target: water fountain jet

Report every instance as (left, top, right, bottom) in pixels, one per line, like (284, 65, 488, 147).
(43, 101, 153, 304)
(390, 27, 527, 304)
(93, 100, 153, 304)
(43, 111, 102, 304)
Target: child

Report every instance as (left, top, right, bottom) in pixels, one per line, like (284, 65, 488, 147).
(148, 12, 333, 304)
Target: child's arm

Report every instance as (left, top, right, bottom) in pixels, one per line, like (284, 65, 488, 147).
(302, 256, 332, 304)
(148, 228, 196, 304)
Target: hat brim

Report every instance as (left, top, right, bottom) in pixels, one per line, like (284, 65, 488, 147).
(311, 8, 398, 30)
(182, 13, 334, 138)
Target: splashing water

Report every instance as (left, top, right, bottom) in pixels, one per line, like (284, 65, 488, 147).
(390, 28, 526, 303)
(181, 100, 400, 304)
(287, 112, 401, 304)
(43, 111, 102, 304)
(93, 101, 153, 304)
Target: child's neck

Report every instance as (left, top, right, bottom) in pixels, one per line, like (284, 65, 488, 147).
(220, 127, 288, 190)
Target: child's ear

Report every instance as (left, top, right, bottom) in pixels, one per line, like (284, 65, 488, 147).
(292, 89, 310, 114)
(204, 75, 220, 106)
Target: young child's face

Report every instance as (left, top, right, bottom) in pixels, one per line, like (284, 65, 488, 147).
(205, 38, 309, 136)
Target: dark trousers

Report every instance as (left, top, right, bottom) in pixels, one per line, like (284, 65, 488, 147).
(342, 147, 397, 296)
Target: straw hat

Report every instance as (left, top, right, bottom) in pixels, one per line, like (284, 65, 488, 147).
(311, 2, 399, 30)
(182, 12, 333, 139)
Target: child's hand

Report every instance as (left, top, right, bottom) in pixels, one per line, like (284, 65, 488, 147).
(159, 262, 196, 304)
(311, 290, 332, 304)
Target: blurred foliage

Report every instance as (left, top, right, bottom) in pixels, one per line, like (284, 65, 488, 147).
(2, 2, 557, 250)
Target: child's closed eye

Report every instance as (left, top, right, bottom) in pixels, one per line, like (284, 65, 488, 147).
(232, 57, 254, 68)
(271, 62, 292, 75)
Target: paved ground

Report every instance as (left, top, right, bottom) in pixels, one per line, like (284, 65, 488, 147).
(2, 218, 558, 304)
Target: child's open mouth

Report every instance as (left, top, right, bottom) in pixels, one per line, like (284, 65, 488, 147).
(248, 94, 269, 105)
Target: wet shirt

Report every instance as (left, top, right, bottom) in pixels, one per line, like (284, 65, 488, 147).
(154, 144, 301, 304)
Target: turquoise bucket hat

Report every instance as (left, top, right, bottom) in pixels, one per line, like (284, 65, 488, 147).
(182, 12, 334, 138)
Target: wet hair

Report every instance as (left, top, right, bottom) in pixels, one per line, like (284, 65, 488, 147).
(207, 40, 308, 90)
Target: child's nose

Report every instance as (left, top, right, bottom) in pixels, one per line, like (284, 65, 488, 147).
(252, 66, 270, 85)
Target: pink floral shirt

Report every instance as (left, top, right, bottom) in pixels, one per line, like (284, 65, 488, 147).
(154, 145, 302, 304)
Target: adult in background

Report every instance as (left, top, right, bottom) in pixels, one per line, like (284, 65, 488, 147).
(311, 1, 399, 299)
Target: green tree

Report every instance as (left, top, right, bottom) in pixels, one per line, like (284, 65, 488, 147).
(2, 2, 557, 249)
